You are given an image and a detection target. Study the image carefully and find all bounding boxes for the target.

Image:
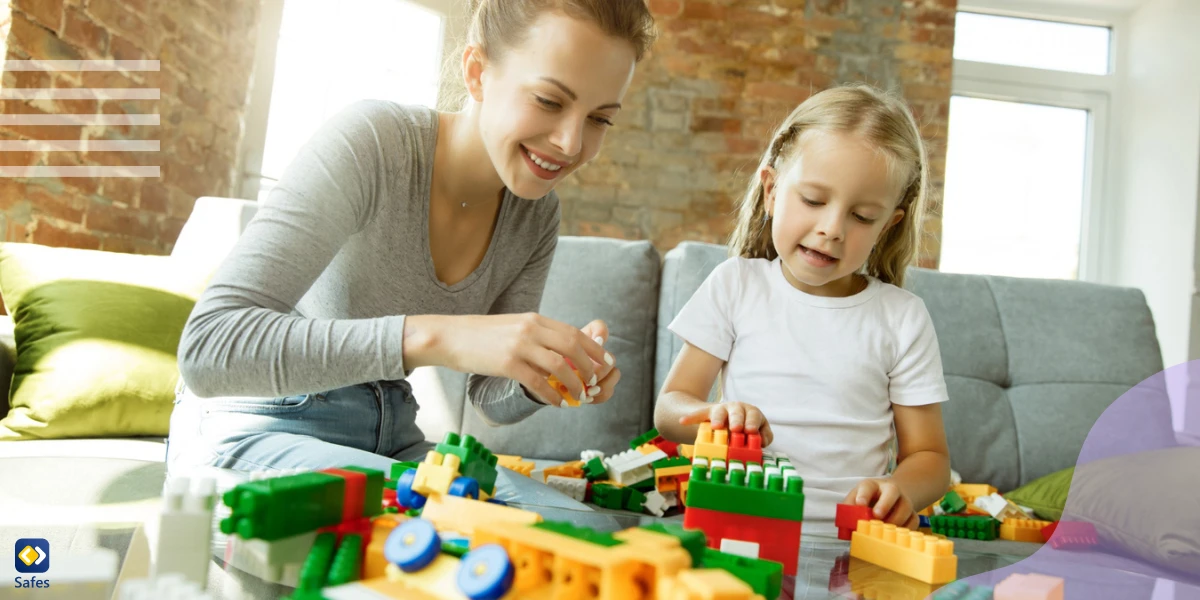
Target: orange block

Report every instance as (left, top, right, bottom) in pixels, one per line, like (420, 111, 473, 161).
(693, 422, 729, 461)
(994, 573, 1065, 600)
(496, 454, 535, 477)
(849, 520, 957, 584)
(541, 460, 585, 481)
(1000, 518, 1053, 543)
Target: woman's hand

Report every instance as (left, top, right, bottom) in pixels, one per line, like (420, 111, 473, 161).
(577, 320, 621, 404)
(415, 313, 615, 406)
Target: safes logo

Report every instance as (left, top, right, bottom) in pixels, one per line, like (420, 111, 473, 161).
(14, 539, 48, 574)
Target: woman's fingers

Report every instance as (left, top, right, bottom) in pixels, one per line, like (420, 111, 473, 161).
(513, 363, 563, 407)
(588, 366, 621, 404)
(528, 345, 586, 402)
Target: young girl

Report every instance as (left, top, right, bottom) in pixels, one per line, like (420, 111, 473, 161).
(167, 0, 655, 489)
(654, 85, 951, 534)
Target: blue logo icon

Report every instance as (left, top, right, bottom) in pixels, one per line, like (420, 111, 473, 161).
(15, 538, 49, 574)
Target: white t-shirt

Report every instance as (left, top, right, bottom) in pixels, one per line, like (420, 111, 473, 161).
(668, 257, 948, 536)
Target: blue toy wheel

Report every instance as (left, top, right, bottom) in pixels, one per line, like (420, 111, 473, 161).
(457, 544, 514, 600)
(448, 476, 480, 499)
(384, 518, 441, 573)
(394, 468, 427, 509)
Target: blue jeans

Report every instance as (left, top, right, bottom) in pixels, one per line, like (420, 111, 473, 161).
(166, 379, 590, 508)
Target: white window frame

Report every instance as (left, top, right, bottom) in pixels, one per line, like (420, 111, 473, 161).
(235, 0, 467, 201)
(951, 3, 1127, 283)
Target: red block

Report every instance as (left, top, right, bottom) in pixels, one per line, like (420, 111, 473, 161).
(322, 468, 367, 523)
(683, 506, 802, 575)
(1048, 521, 1098, 550)
(651, 436, 680, 458)
(835, 503, 874, 541)
(382, 487, 400, 512)
(1041, 521, 1058, 542)
(727, 432, 764, 465)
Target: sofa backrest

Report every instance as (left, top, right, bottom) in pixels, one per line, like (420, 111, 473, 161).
(654, 241, 1168, 490)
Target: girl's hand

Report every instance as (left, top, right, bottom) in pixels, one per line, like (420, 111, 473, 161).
(433, 313, 614, 406)
(843, 478, 918, 529)
(679, 401, 774, 447)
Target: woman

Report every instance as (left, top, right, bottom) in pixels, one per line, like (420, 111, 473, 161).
(167, 0, 657, 488)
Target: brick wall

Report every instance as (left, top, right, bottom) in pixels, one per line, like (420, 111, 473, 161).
(557, 0, 956, 267)
(0, 0, 262, 255)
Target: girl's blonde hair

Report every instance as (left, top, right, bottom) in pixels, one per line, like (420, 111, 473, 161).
(728, 84, 930, 288)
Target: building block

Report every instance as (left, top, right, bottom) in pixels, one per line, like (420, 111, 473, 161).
(581, 449, 605, 462)
(434, 432, 499, 496)
(642, 490, 669, 516)
(224, 530, 317, 587)
(495, 454, 535, 478)
(940, 490, 968, 514)
(341, 466, 385, 518)
(583, 457, 608, 481)
(929, 515, 1001, 541)
(636, 523, 708, 566)
(631, 428, 661, 449)
(835, 503, 874, 541)
(321, 468, 367, 523)
(326, 533, 363, 586)
(541, 460, 585, 481)
(849, 520, 957, 584)
(298, 532, 337, 591)
(684, 462, 804, 520)
(546, 475, 588, 501)
(693, 422, 730, 461)
(417, 492, 542, 537)
(363, 514, 408, 580)
(412, 450, 462, 499)
(954, 483, 998, 500)
(699, 548, 782, 600)
(994, 573, 1064, 600)
(663, 568, 764, 600)
(591, 483, 626, 510)
(1047, 521, 1098, 550)
(683, 506, 802, 576)
(727, 432, 764, 465)
(471, 519, 692, 598)
(719, 539, 760, 559)
(153, 477, 215, 586)
(623, 487, 647, 512)
(1000, 518, 1053, 543)
(1040, 521, 1058, 542)
(120, 573, 212, 600)
(974, 493, 1033, 523)
(604, 447, 667, 485)
(844, 556, 942, 600)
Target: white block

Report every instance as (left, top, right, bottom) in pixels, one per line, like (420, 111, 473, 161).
(121, 573, 211, 600)
(720, 539, 761, 559)
(546, 475, 588, 502)
(223, 531, 316, 586)
(661, 491, 679, 509)
(642, 490, 668, 517)
(153, 477, 215, 586)
(581, 449, 605, 462)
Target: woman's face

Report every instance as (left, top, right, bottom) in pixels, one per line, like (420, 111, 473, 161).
(471, 12, 638, 200)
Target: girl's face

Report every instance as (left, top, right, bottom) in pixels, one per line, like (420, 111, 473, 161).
(469, 12, 638, 200)
(763, 130, 908, 297)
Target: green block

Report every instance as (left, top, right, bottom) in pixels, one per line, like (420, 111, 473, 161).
(341, 466, 385, 518)
(389, 462, 420, 481)
(939, 490, 967, 514)
(441, 539, 470, 558)
(652, 456, 691, 470)
(435, 433, 499, 495)
(533, 521, 624, 547)
(639, 523, 707, 567)
(326, 534, 363, 586)
(630, 477, 656, 492)
(684, 465, 804, 521)
(221, 473, 345, 541)
(623, 487, 647, 511)
(298, 532, 337, 591)
(286, 591, 330, 600)
(591, 484, 625, 510)
(630, 428, 661, 449)
(700, 548, 783, 600)
(405, 508, 422, 518)
(929, 515, 1000, 541)
(583, 457, 608, 481)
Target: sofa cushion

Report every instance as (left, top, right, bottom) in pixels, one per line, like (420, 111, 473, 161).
(657, 242, 729, 402)
(0, 244, 206, 440)
(458, 236, 661, 460)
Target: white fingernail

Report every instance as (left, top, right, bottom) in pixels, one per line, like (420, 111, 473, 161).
(588, 374, 598, 386)
(594, 335, 605, 346)
(588, 386, 600, 396)
(580, 391, 592, 404)
(604, 352, 614, 366)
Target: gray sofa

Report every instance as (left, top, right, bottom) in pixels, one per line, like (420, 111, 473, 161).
(0, 196, 1177, 588)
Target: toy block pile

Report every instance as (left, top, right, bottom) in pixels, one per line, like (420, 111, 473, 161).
(152, 431, 804, 599)
(917, 483, 1098, 550)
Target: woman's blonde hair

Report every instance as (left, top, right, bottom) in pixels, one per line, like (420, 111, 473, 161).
(728, 84, 930, 288)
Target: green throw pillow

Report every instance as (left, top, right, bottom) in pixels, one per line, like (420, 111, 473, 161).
(1003, 466, 1075, 521)
(0, 243, 205, 440)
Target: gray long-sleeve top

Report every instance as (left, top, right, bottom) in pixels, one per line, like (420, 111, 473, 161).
(177, 101, 558, 426)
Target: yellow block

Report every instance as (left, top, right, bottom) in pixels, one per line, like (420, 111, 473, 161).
(999, 518, 1052, 543)
(953, 483, 997, 500)
(363, 514, 409, 579)
(472, 521, 691, 600)
(849, 520, 957, 584)
(692, 423, 729, 461)
(377, 556, 464, 599)
(679, 444, 695, 459)
(663, 569, 765, 600)
(420, 493, 542, 537)
(637, 443, 661, 456)
(496, 454, 535, 478)
(541, 460, 585, 482)
(412, 451, 461, 497)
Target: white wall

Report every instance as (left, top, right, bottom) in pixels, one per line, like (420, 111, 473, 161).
(1112, 0, 1200, 373)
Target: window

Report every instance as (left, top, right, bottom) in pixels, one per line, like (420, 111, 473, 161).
(240, 0, 457, 201)
(942, 8, 1115, 281)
